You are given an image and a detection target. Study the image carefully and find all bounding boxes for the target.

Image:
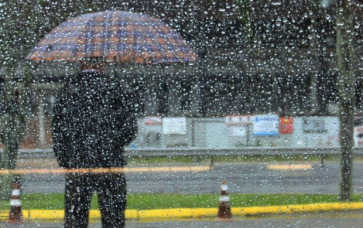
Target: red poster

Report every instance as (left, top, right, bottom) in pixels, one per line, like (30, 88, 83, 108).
(280, 117, 293, 134)
(145, 116, 162, 125)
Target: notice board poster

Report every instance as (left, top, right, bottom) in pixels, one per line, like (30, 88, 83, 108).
(253, 115, 279, 136)
(228, 126, 247, 137)
(280, 117, 293, 134)
(162, 117, 187, 135)
(225, 115, 253, 125)
(302, 117, 327, 133)
(144, 116, 162, 125)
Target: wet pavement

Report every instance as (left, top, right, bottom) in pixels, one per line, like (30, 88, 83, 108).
(7, 159, 363, 227)
(2, 212, 363, 228)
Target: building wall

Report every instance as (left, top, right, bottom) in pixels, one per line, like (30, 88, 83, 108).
(136, 116, 341, 149)
(18, 115, 343, 150)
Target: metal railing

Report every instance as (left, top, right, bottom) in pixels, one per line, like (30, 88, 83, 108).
(14, 147, 363, 157)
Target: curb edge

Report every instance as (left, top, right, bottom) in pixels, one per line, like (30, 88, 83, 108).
(2, 202, 363, 222)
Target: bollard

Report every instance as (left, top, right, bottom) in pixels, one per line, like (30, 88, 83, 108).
(8, 180, 23, 223)
(217, 180, 232, 219)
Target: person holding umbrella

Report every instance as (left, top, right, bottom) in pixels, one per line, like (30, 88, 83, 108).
(51, 57, 138, 228)
(27, 11, 198, 226)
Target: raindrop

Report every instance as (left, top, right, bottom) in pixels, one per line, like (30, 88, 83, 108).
(271, 2, 282, 6)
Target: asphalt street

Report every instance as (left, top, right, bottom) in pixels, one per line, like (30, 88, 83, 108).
(5, 159, 363, 227)
(19, 160, 363, 194)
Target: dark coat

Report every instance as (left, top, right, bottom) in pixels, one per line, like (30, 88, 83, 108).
(51, 72, 138, 168)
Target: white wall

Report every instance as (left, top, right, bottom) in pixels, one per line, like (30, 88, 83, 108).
(132, 116, 341, 149)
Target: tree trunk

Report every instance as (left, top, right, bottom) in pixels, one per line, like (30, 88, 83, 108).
(0, 63, 31, 200)
(336, 0, 355, 201)
(235, 0, 254, 48)
(235, 0, 255, 114)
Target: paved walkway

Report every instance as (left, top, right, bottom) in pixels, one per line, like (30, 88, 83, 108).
(1, 201, 363, 224)
(3, 212, 363, 228)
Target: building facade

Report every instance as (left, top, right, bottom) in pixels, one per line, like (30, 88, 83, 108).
(3, 0, 363, 148)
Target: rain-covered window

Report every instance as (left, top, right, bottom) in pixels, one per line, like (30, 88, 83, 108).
(1, 0, 363, 227)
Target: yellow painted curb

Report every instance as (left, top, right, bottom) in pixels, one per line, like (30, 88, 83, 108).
(289, 204, 326, 213)
(89, 210, 100, 219)
(125, 209, 139, 219)
(138, 208, 192, 219)
(1, 202, 363, 222)
(28, 210, 64, 220)
(191, 208, 218, 218)
(289, 202, 363, 213)
(231, 207, 245, 216)
(20, 209, 139, 221)
(240, 205, 291, 215)
(0, 211, 8, 217)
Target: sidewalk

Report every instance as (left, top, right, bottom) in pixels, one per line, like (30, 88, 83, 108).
(2, 202, 363, 223)
(3, 211, 363, 228)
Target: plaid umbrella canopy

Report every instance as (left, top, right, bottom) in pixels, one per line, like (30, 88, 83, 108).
(26, 10, 198, 64)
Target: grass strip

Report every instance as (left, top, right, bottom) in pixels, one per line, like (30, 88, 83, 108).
(0, 193, 363, 210)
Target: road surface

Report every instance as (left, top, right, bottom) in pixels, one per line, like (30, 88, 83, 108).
(18, 160, 363, 194)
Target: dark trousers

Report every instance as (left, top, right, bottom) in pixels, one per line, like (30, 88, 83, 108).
(64, 172, 127, 228)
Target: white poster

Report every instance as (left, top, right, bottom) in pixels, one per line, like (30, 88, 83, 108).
(229, 126, 247, 137)
(162, 117, 187, 135)
(253, 115, 279, 136)
(225, 115, 253, 125)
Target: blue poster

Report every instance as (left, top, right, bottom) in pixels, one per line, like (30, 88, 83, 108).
(253, 115, 279, 136)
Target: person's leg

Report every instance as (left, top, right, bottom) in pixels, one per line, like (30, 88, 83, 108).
(97, 172, 127, 228)
(64, 173, 93, 228)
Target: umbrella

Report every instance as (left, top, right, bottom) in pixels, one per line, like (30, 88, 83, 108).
(26, 10, 198, 64)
